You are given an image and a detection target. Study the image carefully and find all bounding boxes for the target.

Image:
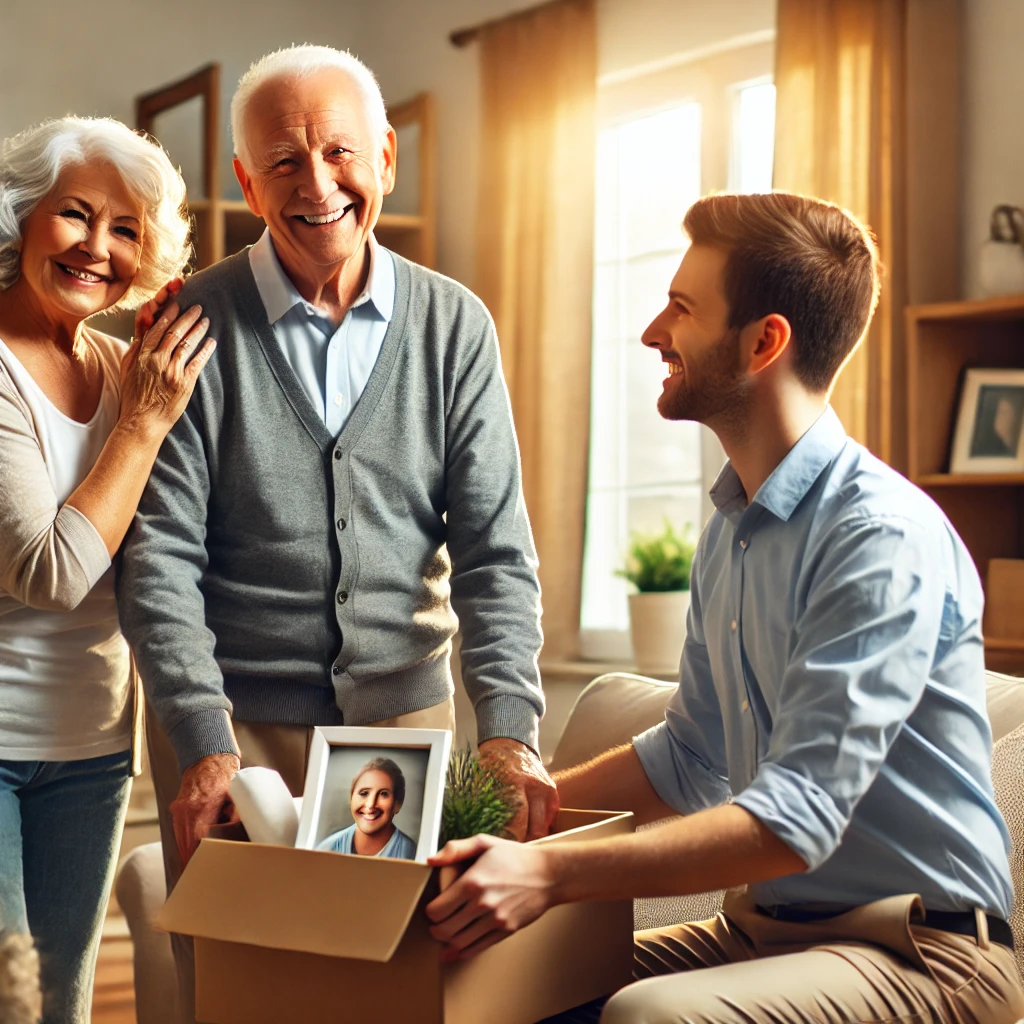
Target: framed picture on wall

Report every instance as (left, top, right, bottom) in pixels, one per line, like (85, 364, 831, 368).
(295, 727, 451, 862)
(950, 368, 1024, 474)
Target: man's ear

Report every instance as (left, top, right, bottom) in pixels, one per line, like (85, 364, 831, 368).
(233, 158, 263, 218)
(743, 313, 792, 376)
(380, 126, 398, 197)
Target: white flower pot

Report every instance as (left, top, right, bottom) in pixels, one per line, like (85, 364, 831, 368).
(628, 590, 690, 675)
(978, 240, 1024, 297)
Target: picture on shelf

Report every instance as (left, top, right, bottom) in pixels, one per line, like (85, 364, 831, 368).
(295, 727, 451, 862)
(949, 368, 1024, 474)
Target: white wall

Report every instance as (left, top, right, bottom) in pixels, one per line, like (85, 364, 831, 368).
(0, 0, 775, 288)
(961, 0, 1024, 298)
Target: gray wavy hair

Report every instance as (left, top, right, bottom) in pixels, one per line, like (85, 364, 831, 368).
(231, 44, 388, 167)
(0, 116, 191, 310)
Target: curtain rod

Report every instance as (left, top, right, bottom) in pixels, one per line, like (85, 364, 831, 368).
(449, 0, 576, 47)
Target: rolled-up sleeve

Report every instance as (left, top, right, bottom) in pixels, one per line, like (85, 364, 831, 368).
(634, 542, 731, 815)
(733, 515, 943, 870)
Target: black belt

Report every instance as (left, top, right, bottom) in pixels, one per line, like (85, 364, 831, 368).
(762, 905, 1015, 950)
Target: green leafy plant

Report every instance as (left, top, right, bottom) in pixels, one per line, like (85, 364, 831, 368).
(616, 520, 697, 593)
(440, 746, 518, 845)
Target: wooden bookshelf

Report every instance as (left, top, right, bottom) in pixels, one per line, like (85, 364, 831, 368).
(135, 66, 436, 270)
(906, 294, 1024, 673)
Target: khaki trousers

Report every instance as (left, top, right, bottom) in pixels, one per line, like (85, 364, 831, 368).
(598, 889, 1024, 1024)
(147, 698, 456, 1024)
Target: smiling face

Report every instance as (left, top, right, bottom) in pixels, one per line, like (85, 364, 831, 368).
(234, 67, 396, 281)
(349, 768, 400, 838)
(16, 161, 144, 321)
(641, 243, 749, 424)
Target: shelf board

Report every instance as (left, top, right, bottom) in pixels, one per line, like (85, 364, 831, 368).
(907, 293, 1024, 322)
(914, 473, 1024, 487)
(186, 200, 422, 232)
(985, 637, 1024, 653)
(187, 198, 253, 214)
(378, 213, 424, 230)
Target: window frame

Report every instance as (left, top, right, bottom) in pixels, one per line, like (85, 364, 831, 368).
(579, 37, 775, 663)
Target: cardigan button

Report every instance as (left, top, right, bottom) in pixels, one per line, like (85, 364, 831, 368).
(337, 517, 347, 530)
(332, 665, 342, 676)
(337, 591, 348, 605)
(334, 449, 342, 461)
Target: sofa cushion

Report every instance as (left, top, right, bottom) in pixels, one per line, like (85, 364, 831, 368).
(991, 720, 1024, 977)
(986, 671, 1024, 744)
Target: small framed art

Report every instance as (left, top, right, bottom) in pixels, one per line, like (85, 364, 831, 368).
(295, 727, 451, 862)
(949, 368, 1024, 474)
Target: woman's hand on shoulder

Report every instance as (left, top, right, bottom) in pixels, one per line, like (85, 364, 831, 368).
(119, 278, 217, 439)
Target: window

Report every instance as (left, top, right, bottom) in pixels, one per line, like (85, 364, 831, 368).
(580, 42, 776, 661)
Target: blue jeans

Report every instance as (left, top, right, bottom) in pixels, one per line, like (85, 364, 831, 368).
(0, 751, 132, 1024)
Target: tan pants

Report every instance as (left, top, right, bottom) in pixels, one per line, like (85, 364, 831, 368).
(599, 889, 1024, 1024)
(147, 698, 456, 1024)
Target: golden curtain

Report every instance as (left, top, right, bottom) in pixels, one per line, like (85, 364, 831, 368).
(474, 0, 597, 660)
(774, 0, 960, 468)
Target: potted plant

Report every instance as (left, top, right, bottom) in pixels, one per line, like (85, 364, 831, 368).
(617, 520, 696, 674)
(437, 747, 519, 889)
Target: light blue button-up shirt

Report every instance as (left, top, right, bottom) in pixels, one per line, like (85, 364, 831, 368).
(635, 407, 1014, 917)
(248, 229, 395, 436)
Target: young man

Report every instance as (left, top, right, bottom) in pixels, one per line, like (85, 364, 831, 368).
(426, 193, 1024, 1022)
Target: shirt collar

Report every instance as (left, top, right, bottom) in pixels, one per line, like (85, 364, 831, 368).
(709, 406, 849, 523)
(248, 228, 394, 326)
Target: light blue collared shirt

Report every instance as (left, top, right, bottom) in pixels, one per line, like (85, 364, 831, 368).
(316, 822, 417, 860)
(635, 407, 1014, 917)
(248, 229, 395, 436)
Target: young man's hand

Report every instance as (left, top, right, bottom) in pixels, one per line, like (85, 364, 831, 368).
(425, 835, 557, 961)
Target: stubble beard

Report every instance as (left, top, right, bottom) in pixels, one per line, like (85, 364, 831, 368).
(658, 326, 749, 431)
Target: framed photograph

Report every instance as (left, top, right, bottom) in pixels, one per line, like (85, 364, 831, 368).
(295, 727, 451, 862)
(950, 368, 1024, 474)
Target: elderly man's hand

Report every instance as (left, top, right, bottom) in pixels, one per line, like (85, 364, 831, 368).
(170, 752, 241, 867)
(477, 737, 559, 841)
(426, 834, 555, 961)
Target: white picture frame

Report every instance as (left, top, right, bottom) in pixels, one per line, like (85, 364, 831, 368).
(949, 368, 1024, 474)
(295, 727, 451, 863)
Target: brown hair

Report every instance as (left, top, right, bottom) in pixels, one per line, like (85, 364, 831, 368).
(682, 192, 881, 392)
(351, 757, 406, 807)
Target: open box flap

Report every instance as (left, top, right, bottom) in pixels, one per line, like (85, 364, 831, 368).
(540, 809, 634, 843)
(157, 839, 432, 962)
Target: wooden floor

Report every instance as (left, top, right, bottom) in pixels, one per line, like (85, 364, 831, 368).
(91, 784, 161, 1024)
(93, 924, 136, 1024)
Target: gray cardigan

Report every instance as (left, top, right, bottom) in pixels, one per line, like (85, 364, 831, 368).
(117, 250, 544, 769)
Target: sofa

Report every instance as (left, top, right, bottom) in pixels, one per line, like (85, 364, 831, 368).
(547, 669, 1024, 980)
(116, 670, 1024, 1021)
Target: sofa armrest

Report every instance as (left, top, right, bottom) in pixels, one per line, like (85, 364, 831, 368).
(548, 672, 676, 773)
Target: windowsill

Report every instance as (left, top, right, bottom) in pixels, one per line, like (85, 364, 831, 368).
(539, 658, 678, 684)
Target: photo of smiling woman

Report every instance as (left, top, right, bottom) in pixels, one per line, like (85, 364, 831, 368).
(317, 758, 417, 859)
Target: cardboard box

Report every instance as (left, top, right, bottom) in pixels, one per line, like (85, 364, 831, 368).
(158, 809, 635, 1024)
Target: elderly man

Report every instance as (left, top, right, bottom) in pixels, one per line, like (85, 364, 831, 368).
(118, 45, 555, 1021)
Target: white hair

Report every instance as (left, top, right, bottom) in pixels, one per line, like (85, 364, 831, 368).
(231, 44, 389, 166)
(0, 116, 191, 310)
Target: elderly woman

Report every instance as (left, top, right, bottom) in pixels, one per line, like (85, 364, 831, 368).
(0, 116, 214, 1022)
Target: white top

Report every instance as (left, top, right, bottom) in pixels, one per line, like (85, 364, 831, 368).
(248, 229, 395, 436)
(0, 332, 132, 760)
